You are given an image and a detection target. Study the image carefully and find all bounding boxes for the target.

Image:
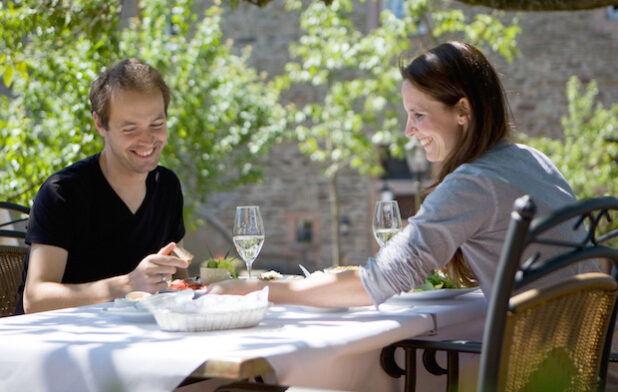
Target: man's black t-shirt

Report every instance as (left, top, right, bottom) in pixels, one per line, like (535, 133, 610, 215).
(15, 154, 185, 314)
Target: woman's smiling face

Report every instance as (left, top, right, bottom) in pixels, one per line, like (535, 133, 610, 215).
(401, 79, 467, 162)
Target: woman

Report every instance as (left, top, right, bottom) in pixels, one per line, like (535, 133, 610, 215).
(207, 41, 594, 307)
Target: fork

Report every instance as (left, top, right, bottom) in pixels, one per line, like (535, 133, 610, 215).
(298, 264, 312, 278)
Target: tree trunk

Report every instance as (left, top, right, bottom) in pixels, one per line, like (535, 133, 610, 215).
(196, 210, 234, 247)
(455, 0, 615, 11)
(329, 170, 342, 267)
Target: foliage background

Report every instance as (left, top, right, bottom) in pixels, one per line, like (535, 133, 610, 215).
(520, 76, 617, 200)
(1, 0, 616, 255)
(520, 76, 618, 240)
(0, 0, 286, 227)
(278, 0, 521, 264)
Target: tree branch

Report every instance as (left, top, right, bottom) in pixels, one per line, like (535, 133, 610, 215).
(196, 210, 234, 246)
(454, 0, 616, 11)
(240, 0, 615, 11)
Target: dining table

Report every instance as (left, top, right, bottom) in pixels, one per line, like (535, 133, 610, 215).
(0, 289, 487, 392)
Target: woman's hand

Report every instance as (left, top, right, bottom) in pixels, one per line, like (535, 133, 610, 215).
(207, 278, 266, 296)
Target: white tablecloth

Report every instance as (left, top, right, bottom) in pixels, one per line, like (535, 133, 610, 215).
(0, 292, 487, 392)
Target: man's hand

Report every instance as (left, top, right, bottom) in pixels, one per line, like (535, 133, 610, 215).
(127, 242, 189, 292)
(23, 242, 192, 313)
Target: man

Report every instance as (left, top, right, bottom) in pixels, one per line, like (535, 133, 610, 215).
(15, 59, 188, 314)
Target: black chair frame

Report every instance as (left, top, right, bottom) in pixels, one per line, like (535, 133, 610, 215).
(381, 196, 618, 392)
(0, 201, 30, 239)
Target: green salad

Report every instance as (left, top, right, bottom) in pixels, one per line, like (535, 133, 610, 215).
(415, 270, 455, 291)
(201, 257, 239, 278)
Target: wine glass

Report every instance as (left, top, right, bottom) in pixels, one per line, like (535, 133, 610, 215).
(372, 200, 402, 247)
(232, 206, 265, 279)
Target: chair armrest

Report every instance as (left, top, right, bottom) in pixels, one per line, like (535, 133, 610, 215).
(382, 339, 481, 376)
(396, 339, 482, 353)
(0, 229, 26, 239)
(381, 339, 482, 392)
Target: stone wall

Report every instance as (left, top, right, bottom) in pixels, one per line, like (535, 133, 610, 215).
(484, 6, 618, 138)
(184, 1, 618, 275)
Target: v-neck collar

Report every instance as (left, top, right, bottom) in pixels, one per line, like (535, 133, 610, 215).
(94, 154, 154, 217)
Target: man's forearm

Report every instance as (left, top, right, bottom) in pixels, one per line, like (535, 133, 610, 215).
(23, 275, 130, 313)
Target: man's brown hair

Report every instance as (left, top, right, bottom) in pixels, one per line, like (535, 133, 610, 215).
(89, 59, 171, 129)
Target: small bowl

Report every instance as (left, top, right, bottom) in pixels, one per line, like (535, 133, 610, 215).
(126, 291, 152, 301)
(114, 291, 152, 310)
(200, 267, 231, 284)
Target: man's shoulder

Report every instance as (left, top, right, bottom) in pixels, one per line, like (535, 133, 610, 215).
(151, 165, 181, 187)
(30, 156, 99, 230)
(48, 154, 99, 182)
(41, 155, 99, 192)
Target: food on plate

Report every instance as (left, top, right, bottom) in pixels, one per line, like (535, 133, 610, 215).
(171, 244, 194, 265)
(415, 270, 456, 291)
(326, 265, 360, 273)
(259, 270, 282, 280)
(200, 255, 240, 278)
(414, 270, 479, 292)
(112, 291, 152, 310)
(306, 265, 360, 278)
(200, 267, 231, 284)
(168, 278, 205, 291)
(126, 291, 152, 301)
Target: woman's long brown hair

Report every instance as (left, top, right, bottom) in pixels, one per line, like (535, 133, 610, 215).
(400, 41, 513, 287)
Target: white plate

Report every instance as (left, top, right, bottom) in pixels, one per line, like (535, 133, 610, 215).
(102, 307, 155, 322)
(279, 274, 303, 280)
(257, 273, 303, 281)
(298, 306, 349, 313)
(393, 287, 480, 300)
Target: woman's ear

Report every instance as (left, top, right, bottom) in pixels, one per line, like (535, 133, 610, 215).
(455, 97, 471, 128)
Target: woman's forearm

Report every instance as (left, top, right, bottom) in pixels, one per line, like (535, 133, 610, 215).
(207, 270, 373, 308)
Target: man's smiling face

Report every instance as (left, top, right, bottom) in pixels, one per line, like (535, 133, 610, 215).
(97, 88, 168, 175)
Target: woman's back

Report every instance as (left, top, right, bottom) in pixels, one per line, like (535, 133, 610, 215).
(362, 141, 598, 304)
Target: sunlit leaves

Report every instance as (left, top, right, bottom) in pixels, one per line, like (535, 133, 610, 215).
(521, 76, 618, 200)
(521, 76, 618, 238)
(279, 0, 521, 264)
(283, 0, 521, 181)
(463, 14, 521, 62)
(0, 0, 121, 205)
(117, 2, 285, 222)
(0, 1, 285, 228)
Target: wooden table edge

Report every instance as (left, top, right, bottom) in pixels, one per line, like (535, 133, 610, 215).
(189, 356, 277, 382)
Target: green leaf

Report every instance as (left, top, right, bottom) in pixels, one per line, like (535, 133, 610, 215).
(3, 66, 13, 87)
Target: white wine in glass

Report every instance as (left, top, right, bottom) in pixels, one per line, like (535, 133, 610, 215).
(372, 200, 402, 247)
(232, 206, 265, 279)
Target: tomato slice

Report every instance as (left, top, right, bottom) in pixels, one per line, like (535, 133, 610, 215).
(167, 278, 205, 291)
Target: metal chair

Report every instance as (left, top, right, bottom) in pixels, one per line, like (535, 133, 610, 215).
(0, 202, 29, 317)
(214, 382, 348, 391)
(0, 201, 29, 240)
(380, 195, 618, 392)
(0, 245, 27, 317)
